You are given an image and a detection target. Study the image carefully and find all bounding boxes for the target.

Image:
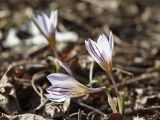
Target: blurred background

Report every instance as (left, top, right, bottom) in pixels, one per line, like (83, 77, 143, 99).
(0, 0, 160, 119)
(0, 0, 160, 65)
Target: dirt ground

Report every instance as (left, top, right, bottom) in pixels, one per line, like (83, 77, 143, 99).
(0, 0, 160, 120)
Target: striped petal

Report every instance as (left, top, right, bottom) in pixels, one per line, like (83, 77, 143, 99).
(97, 33, 112, 59)
(37, 13, 51, 37)
(58, 60, 73, 76)
(85, 39, 106, 71)
(85, 32, 114, 73)
(50, 10, 58, 29)
(46, 73, 106, 102)
(47, 73, 89, 96)
(45, 93, 68, 102)
(109, 31, 114, 54)
(33, 10, 58, 41)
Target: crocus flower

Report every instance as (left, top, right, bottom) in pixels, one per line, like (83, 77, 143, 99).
(33, 10, 58, 48)
(85, 32, 114, 73)
(45, 73, 105, 102)
(45, 61, 106, 102)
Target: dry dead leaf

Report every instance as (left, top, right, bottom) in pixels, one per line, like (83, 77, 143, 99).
(1, 113, 46, 120)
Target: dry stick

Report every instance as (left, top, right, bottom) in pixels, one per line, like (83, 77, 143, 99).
(88, 112, 96, 120)
(34, 99, 48, 111)
(35, 86, 48, 111)
(70, 111, 87, 118)
(113, 67, 134, 77)
(69, 112, 79, 117)
(31, 75, 41, 97)
(31, 72, 48, 111)
(117, 72, 159, 88)
(77, 101, 107, 117)
(143, 106, 160, 111)
(125, 105, 160, 116)
(78, 109, 81, 120)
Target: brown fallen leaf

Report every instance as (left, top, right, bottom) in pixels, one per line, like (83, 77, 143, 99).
(0, 113, 46, 120)
(0, 65, 20, 114)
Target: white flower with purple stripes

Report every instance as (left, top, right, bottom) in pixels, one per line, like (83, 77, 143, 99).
(45, 61, 106, 102)
(33, 10, 57, 48)
(85, 32, 114, 73)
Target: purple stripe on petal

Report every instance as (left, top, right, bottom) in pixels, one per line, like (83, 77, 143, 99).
(90, 40, 106, 63)
(46, 86, 77, 96)
(88, 40, 106, 65)
(51, 92, 74, 96)
(86, 40, 102, 63)
(85, 40, 105, 69)
(45, 94, 68, 102)
(48, 90, 75, 97)
(33, 17, 47, 39)
(38, 15, 47, 31)
(58, 60, 73, 76)
(37, 15, 48, 38)
(40, 14, 50, 35)
(47, 87, 75, 93)
(48, 86, 73, 90)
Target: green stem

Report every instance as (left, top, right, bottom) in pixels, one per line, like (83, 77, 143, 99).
(108, 73, 119, 97)
(52, 45, 60, 73)
(108, 72, 124, 114)
(117, 97, 124, 115)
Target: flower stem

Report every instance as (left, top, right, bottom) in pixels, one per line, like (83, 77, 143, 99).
(90, 86, 106, 93)
(52, 44, 60, 73)
(108, 73, 120, 97)
(108, 72, 124, 115)
(89, 60, 94, 87)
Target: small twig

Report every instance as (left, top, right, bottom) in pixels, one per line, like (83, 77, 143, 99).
(34, 99, 48, 112)
(117, 72, 159, 88)
(78, 109, 81, 120)
(34, 86, 48, 111)
(143, 106, 160, 111)
(88, 112, 96, 120)
(70, 111, 87, 118)
(77, 101, 107, 117)
(125, 105, 160, 116)
(31, 75, 41, 97)
(113, 67, 134, 77)
(31, 71, 49, 111)
(69, 112, 79, 117)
